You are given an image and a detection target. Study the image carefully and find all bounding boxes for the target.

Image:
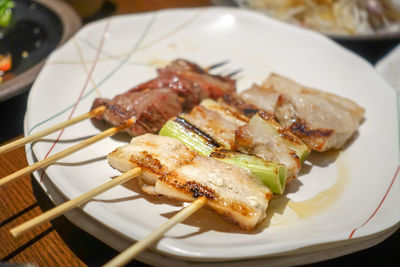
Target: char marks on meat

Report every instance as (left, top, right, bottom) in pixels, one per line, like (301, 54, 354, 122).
(235, 112, 304, 179)
(239, 73, 365, 151)
(155, 156, 270, 230)
(181, 99, 248, 150)
(109, 134, 271, 230)
(91, 59, 236, 136)
(108, 134, 196, 195)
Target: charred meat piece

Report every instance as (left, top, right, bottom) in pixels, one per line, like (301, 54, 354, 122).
(155, 155, 271, 230)
(108, 134, 196, 195)
(108, 134, 271, 230)
(220, 93, 260, 118)
(92, 88, 182, 137)
(263, 74, 365, 151)
(133, 59, 236, 109)
(181, 99, 248, 150)
(238, 73, 365, 151)
(235, 111, 310, 180)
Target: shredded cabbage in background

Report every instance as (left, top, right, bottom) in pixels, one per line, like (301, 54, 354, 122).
(236, 0, 400, 35)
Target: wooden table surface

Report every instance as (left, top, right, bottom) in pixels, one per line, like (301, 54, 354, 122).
(0, 0, 399, 266)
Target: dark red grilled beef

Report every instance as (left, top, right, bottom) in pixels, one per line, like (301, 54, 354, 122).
(91, 59, 236, 136)
(92, 88, 182, 136)
(132, 59, 236, 109)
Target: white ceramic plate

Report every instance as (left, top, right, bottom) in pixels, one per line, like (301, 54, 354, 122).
(376, 43, 400, 92)
(25, 7, 400, 262)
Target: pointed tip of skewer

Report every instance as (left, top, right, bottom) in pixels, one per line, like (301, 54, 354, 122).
(227, 68, 243, 78)
(9, 227, 22, 239)
(207, 60, 230, 71)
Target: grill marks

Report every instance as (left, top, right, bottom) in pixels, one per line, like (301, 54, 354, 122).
(181, 99, 248, 151)
(154, 156, 270, 229)
(235, 73, 365, 152)
(160, 176, 217, 200)
(174, 117, 221, 149)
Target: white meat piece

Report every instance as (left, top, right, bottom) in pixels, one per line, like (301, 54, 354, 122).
(235, 112, 302, 179)
(239, 84, 279, 113)
(108, 134, 196, 192)
(181, 104, 247, 150)
(263, 74, 365, 151)
(155, 156, 271, 230)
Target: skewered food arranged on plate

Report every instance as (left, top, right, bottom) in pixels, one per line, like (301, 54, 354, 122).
(102, 58, 365, 229)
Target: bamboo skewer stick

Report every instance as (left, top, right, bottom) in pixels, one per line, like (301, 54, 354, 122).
(0, 106, 106, 154)
(0, 118, 134, 188)
(10, 167, 141, 238)
(103, 197, 207, 267)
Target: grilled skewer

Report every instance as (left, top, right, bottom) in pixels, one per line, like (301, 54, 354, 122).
(0, 59, 234, 186)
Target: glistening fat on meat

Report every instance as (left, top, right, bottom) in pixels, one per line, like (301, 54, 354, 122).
(237, 73, 365, 151)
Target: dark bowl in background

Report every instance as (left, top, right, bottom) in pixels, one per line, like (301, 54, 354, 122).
(0, 0, 81, 101)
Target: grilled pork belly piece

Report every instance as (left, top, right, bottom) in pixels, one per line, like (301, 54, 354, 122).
(221, 93, 259, 118)
(133, 59, 236, 109)
(239, 84, 279, 114)
(155, 156, 271, 230)
(239, 73, 365, 151)
(181, 99, 248, 150)
(92, 88, 182, 137)
(108, 134, 195, 195)
(108, 134, 271, 230)
(265, 74, 365, 151)
(235, 112, 310, 180)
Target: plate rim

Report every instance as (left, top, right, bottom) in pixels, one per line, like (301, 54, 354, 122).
(24, 6, 400, 262)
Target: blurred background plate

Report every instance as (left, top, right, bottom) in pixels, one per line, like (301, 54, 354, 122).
(212, 0, 400, 63)
(0, 0, 81, 101)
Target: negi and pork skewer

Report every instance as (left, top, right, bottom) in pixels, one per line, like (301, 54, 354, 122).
(108, 134, 272, 230)
(167, 99, 310, 182)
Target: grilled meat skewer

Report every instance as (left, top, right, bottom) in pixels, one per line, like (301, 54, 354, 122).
(108, 134, 271, 230)
(91, 59, 236, 136)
